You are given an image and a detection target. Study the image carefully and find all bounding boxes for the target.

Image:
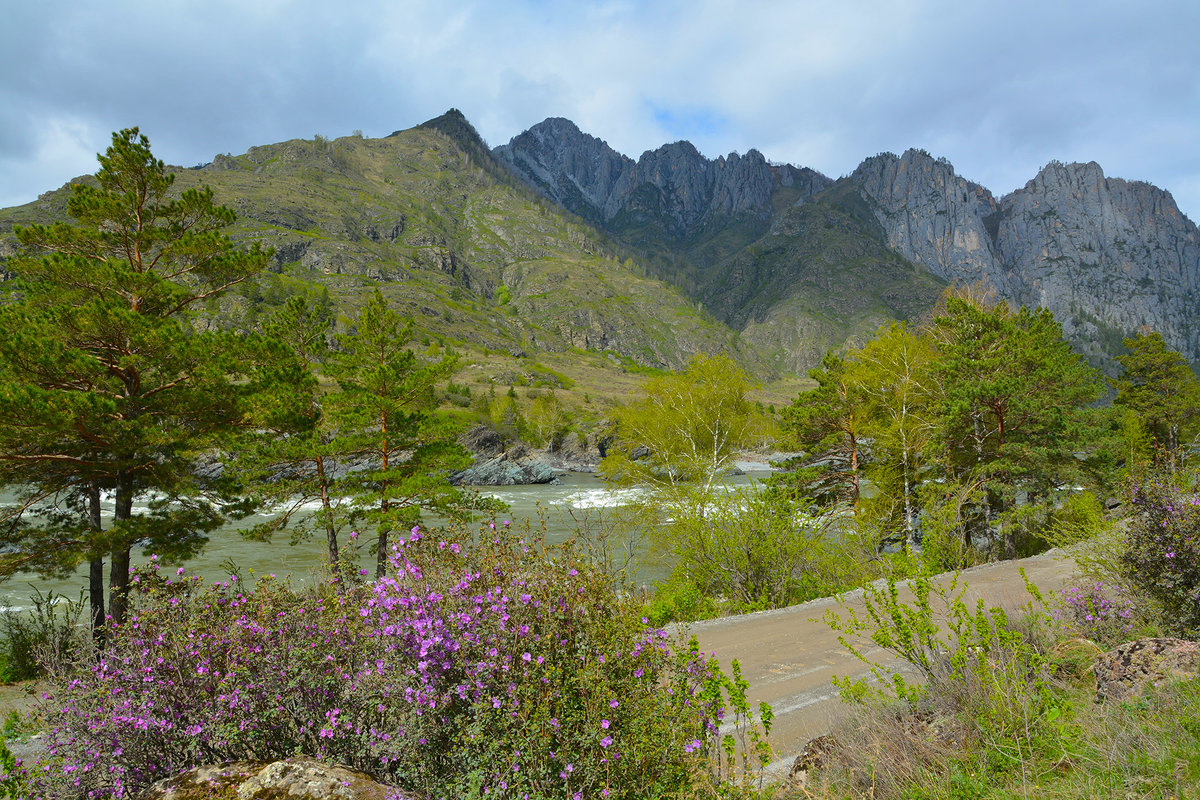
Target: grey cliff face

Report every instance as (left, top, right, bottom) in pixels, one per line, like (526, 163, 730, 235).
(495, 117, 1200, 367)
(852, 151, 1200, 362)
(493, 117, 634, 221)
(851, 149, 1005, 290)
(495, 119, 829, 237)
(992, 161, 1200, 359)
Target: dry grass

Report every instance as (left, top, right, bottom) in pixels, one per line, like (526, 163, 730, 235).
(786, 669, 1200, 800)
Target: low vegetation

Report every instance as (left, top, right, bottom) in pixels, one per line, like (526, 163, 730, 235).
(6, 522, 774, 799)
(794, 467, 1200, 800)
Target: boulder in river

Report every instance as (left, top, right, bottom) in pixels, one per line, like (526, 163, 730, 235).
(450, 451, 559, 486)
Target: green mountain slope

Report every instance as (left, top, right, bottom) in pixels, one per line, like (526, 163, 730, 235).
(0, 112, 747, 374)
(700, 182, 947, 372)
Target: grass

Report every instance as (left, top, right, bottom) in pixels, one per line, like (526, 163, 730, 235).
(796, 675, 1200, 800)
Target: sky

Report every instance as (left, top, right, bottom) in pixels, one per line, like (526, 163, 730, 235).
(3, 0, 1198, 220)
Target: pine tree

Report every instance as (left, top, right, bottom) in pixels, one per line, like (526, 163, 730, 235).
(782, 352, 871, 510)
(328, 289, 475, 578)
(0, 128, 271, 636)
(231, 295, 354, 568)
(1114, 330, 1200, 473)
(930, 296, 1104, 558)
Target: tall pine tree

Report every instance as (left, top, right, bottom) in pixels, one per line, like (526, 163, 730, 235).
(328, 289, 476, 578)
(930, 296, 1104, 558)
(0, 128, 271, 637)
(1114, 330, 1200, 473)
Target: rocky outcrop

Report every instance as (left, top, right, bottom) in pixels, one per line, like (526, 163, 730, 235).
(495, 118, 832, 239)
(1094, 637, 1200, 703)
(135, 757, 414, 800)
(850, 149, 1004, 289)
(450, 449, 559, 486)
(493, 117, 635, 223)
(851, 151, 1200, 364)
(993, 162, 1200, 362)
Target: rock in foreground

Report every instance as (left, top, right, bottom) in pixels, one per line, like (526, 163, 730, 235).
(136, 757, 415, 800)
(1094, 637, 1200, 703)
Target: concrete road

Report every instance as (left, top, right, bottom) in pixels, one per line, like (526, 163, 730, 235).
(686, 550, 1078, 776)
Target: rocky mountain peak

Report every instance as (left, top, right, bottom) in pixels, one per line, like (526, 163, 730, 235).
(495, 119, 829, 239)
(493, 115, 1200, 368)
(851, 148, 1004, 289)
(493, 118, 633, 223)
(993, 160, 1200, 364)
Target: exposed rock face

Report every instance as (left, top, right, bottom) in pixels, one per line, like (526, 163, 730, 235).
(852, 150, 1200, 363)
(1094, 637, 1200, 703)
(135, 757, 414, 800)
(493, 117, 635, 223)
(495, 118, 832, 238)
(993, 162, 1200, 362)
(450, 450, 559, 486)
(498, 117, 1200, 367)
(850, 150, 1004, 289)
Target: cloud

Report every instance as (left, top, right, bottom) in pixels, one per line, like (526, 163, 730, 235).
(2, 0, 1198, 219)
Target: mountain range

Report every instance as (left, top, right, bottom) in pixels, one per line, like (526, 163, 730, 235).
(2, 109, 1196, 378)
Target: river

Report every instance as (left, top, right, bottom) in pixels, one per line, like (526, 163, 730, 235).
(1, 468, 772, 611)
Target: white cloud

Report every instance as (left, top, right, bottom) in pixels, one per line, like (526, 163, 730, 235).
(0, 115, 100, 207)
(1, 0, 1197, 219)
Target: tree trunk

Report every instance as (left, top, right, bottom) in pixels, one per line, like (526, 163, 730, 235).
(376, 530, 389, 578)
(848, 428, 860, 511)
(902, 449, 915, 552)
(109, 472, 134, 626)
(87, 483, 106, 649)
(316, 456, 338, 567)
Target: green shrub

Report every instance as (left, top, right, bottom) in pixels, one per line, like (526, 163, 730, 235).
(0, 738, 30, 800)
(822, 571, 1063, 795)
(1122, 477, 1200, 635)
(0, 589, 85, 683)
(644, 576, 720, 626)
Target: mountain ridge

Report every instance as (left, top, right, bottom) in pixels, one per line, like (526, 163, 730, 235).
(495, 118, 1200, 370)
(2, 110, 1195, 383)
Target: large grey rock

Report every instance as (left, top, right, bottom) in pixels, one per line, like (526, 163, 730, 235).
(994, 161, 1200, 364)
(850, 149, 1004, 289)
(450, 452, 559, 486)
(1094, 637, 1200, 703)
(459, 424, 505, 458)
(852, 150, 1200, 366)
(135, 757, 415, 800)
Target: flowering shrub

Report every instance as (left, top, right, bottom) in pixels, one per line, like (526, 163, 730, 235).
(1123, 478, 1200, 635)
(32, 525, 755, 799)
(1054, 581, 1135, 647)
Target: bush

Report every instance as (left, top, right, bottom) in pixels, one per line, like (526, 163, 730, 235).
(0, 738, 30, 799)
(1054, 580, 1136, 647)
(821, 571, 1062, 796)
(1123, 477, 1200, 635)
(0, 589, 85, 683)
(643, 575, 719, 627)
(656, 485, 850, 616)
(32, 525, 767, 799)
